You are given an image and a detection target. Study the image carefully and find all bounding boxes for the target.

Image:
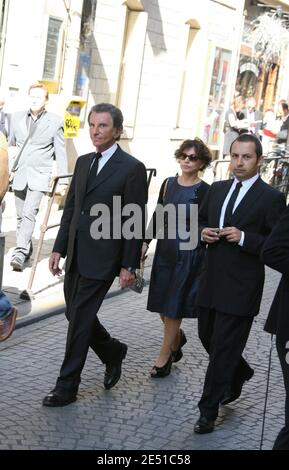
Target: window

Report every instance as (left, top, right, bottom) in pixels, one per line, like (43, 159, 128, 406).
(117, 7, 147, 138)
(43, 17, 63, 81)
(203, 47, 231, 146)
(176, 24, 200, 131)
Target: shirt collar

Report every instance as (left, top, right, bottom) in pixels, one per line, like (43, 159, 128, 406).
(97, 143, 118, 159)
(27, 108, 46, 121)
(233, 173, 259, 189)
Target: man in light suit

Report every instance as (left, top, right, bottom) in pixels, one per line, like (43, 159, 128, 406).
(9, 83, 68, 271)
(262, 205, 289, 450)
(194, 133, 286, 434)
(43, 103, 148, 407)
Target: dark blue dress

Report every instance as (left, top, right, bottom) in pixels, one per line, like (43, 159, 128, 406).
(147, 177, 209, 319)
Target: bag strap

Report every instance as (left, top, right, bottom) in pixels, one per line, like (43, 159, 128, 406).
(10, 117, 39, 174)
(162, 177, 170, 203)
(139, 259, 145, 275)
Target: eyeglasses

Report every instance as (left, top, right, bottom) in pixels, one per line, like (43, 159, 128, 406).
(179, 153, 199, 162)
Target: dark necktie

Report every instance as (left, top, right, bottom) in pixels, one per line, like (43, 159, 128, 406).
(223, 181, 242, 227)
(86, 152, 102, 190)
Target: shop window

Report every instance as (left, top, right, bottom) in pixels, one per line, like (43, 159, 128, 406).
(203, 47, 232, 147)
(42, 17, 63, 81)
(117, 6, 147, 138)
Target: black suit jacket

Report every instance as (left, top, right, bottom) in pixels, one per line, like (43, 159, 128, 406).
(53, 145, 148, 280)
(197, 178, 286, 317)
(262, 205, 289, 336)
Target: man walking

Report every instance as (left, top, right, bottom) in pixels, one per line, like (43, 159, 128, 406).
(0, 132, 17, 342)
(262, 205, 289, 450)
(194, 133, 286, 434)
(43, 103, 148, 407)
(9, 83, 68, 271)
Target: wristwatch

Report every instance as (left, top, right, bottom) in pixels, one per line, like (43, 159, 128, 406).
(123, 266, 136, 273)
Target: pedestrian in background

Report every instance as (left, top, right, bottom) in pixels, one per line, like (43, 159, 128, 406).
(262, 205, 289, 450)
(0, 291, 17, 342)
(0, 131, 9, 228)
(43, 103, 147, 407)
(0, 131, 17, 342)
(194, 133, 286, 434)
(222, 95, 248, 158)
(0, 90, 10, 139)
(8, 83, 68, 272)
(243, 97, 263, 140)
(276, 101, 289, 145)
(142, 138, 211, 378)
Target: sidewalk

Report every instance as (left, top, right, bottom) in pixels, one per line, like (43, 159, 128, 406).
(1, 191, 157, 328)
(0, 192, 287, 451)
(0, 264, 285, 450)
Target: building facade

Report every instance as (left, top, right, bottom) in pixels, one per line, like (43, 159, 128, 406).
(0, 0, 245, 189)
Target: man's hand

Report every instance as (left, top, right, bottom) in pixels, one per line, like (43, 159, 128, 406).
(49, 252, 62, 276)
(201, 227, 220, 244)
(119, 268, 135, 289)
(219, 227, 241, 243)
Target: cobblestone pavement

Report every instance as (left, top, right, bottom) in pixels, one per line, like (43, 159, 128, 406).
(0, 266, 285, 451)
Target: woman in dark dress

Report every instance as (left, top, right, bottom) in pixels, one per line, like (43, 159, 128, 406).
(142, 138, 211, 378)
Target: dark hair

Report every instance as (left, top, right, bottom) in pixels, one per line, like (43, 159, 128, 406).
(88, 103, 123, 140)
(174, 138, 212, 170)
(229, 133, 263, 159)
(281, 102, 289, 112)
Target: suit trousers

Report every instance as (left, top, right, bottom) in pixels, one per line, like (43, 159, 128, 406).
(14, 186, 44, 257)
(272, 336, 289, 450)
(56, 256, 123, 392)
(197, 307, 253, 419)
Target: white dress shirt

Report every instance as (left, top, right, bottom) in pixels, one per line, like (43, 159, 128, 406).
(90, 142, 118, 175)
(219, 173, 260, 246)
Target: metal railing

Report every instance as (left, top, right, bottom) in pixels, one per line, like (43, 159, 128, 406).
(20, 168, 157, 300)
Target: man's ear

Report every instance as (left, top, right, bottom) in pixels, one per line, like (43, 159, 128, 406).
(257, 155, 264, 168)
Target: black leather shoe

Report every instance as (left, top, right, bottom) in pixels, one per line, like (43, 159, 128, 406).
(221, 368, 254, 406)
(150, 355, 173, 378)
(42, 388, 77, 407)
(194, 415, 215, 434)
(104, 343, 128, 390)
(172, 329, 187, 363)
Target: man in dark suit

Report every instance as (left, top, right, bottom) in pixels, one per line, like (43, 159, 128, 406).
(194, 133, 286, 434)
(262, 205, 289, 450)
(43, 103, 148, 407)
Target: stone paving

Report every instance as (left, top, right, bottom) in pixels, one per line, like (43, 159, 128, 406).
(0, 264, 285, 450)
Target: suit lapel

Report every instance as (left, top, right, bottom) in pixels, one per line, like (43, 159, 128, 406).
(86, 146, 123, 194)
(78, 152, 95, 204)
(232, 177, 264, 225)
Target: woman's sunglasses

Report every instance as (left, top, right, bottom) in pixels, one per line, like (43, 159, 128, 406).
(179, 153, 199, 162)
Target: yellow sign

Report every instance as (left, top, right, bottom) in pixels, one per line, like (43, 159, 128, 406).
(64, 97, 86, 138)
(38, 80, 58, 94)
